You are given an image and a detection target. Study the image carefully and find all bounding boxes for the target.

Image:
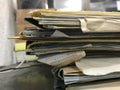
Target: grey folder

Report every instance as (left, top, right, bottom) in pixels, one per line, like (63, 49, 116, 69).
(64, 72, 120, 85)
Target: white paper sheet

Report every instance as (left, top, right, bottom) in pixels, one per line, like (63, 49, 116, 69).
(76, 57, 120, 76)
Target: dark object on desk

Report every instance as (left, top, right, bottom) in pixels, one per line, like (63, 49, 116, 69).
(0, 61, 65, 90)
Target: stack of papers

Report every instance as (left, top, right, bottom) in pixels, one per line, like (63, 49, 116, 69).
(10, 9, 120, 88)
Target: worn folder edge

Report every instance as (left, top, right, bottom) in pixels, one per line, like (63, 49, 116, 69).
(30, 9, 120, 17)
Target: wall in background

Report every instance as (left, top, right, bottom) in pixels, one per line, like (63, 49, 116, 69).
(54, 0, 82, 11)
(0, 0, 16, 66)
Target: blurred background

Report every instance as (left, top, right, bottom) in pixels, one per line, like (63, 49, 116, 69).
(17, 0, 120, 11)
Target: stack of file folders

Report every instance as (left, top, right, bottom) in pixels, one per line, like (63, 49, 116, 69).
(11, 9, 120, 89)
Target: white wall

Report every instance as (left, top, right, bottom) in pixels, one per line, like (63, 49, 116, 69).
(54, 0, 82, 11)
(117, 0, 120, 11)
(0, 0, 16, 66)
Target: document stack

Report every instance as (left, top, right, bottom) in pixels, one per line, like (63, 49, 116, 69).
(11, 9, 120, 89)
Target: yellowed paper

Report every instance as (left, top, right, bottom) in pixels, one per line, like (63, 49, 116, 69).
(81, 18, 120, 32)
